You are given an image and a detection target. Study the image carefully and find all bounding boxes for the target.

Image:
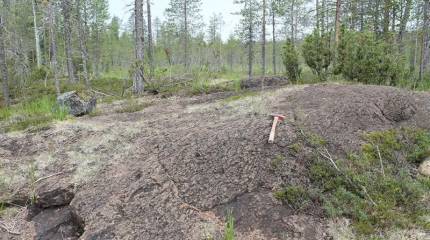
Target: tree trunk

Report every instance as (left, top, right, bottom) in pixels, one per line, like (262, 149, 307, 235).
(372, 0, 380, 35)
(335, 0, 342, 45)
(383, 0, 391, 40)
(262, 0, 266, 75)
(62, 0, 76, 84)
(76, 0, 90, 87)
(184, 0, 189, 70)
(290, 0, 295, 43)
(147, 0, 154, 79)
(247, 1, 253, 81)
(134, 0, 145, 95)
(271, 2, 276, 75)
(46, 1, 60, 96)
(419, 0, 430, 81)
(0, 12, 10, 106)
(32, 0, 42, 67)
(359, 0, 365, 31)
(397, 0, 412, 52)
(316, 0, 320, 32)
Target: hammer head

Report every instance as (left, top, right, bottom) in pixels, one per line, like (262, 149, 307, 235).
(271, 114, 286, 121)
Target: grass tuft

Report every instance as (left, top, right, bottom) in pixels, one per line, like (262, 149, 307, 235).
(0, 96, 69, 132)
(224, 210, 235, 240)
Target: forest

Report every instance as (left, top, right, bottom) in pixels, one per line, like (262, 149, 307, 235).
(1, 0, 430, 240)
(0, 0, 429, 108)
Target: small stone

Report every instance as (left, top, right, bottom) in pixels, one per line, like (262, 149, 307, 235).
(418, 159, 430, 177)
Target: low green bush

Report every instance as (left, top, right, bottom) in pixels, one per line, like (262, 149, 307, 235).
(335, 30, 405, 86)
(282, 39, 301, 82)
(302, 30, 332, 81)
(276, 128, 430, 236)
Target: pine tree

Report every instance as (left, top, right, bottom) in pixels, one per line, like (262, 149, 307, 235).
(133, 0, 145, 95)
(235, 0, 261, 81)
(166, 0, 202, 70)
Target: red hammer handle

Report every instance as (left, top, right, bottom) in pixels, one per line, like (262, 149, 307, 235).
(268, 117, 279, 143)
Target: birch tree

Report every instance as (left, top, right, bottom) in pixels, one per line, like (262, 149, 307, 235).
(76, 0, 90, 87)
(32, 0, 42, 67)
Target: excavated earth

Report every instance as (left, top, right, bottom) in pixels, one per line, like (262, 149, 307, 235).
(1, 84, 430, 240)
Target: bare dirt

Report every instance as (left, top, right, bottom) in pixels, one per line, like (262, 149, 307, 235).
(1, 84, 430, 240)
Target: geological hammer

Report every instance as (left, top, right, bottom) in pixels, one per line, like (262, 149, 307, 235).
(268, 114, 286, 144)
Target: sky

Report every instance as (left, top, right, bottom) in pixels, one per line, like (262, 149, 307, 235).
(108, 0, 241, 40)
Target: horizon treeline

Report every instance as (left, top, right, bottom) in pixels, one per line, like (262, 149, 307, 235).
(0, 0, 429, 105)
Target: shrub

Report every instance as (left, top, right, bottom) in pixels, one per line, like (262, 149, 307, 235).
(306, 128, 430, 235)
(274, 186, 311, 210)
(282, 39, 301, 82)
(302, 30, 332, 81)
(335, 31, 405, 86)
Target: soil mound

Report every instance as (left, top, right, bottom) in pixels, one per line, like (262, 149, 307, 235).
(1, 84, 429, 240)
(241, 76, 289, 89)
(284, 85, 428, 153)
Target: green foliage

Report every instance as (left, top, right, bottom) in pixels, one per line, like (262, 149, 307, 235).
(335, 30, 405, 86)
(282, 39, 301, 82)
(307, 128, 430, 236)
(302, 30, 332, 81)
(274, 186, 311, 210)
(224, 210, 235, 240)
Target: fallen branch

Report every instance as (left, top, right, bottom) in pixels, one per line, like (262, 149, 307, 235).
(0, 221, 21, 235)
(376, 145, 385, 177)
(318, 147, 378, 207)
(91, 88, 118, 97)
(319, 148, 339, 171)
(34, 172, 64, 184)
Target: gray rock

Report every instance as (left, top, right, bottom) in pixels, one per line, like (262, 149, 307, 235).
(57, 91, 96, 117)
(36, 184, 75, 209)
(419, 159, 430, 177)
(32, 206, 83, 240)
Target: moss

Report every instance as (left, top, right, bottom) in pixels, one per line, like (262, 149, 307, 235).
(288, 143, 303, 154)
(270, 155, 284, 170)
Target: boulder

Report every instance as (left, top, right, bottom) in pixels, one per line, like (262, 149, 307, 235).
(418, 159, 430, 177)
(57, 91, 96, 117)
(36, 183, 75, 209)
(32, 206, 83, 240)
